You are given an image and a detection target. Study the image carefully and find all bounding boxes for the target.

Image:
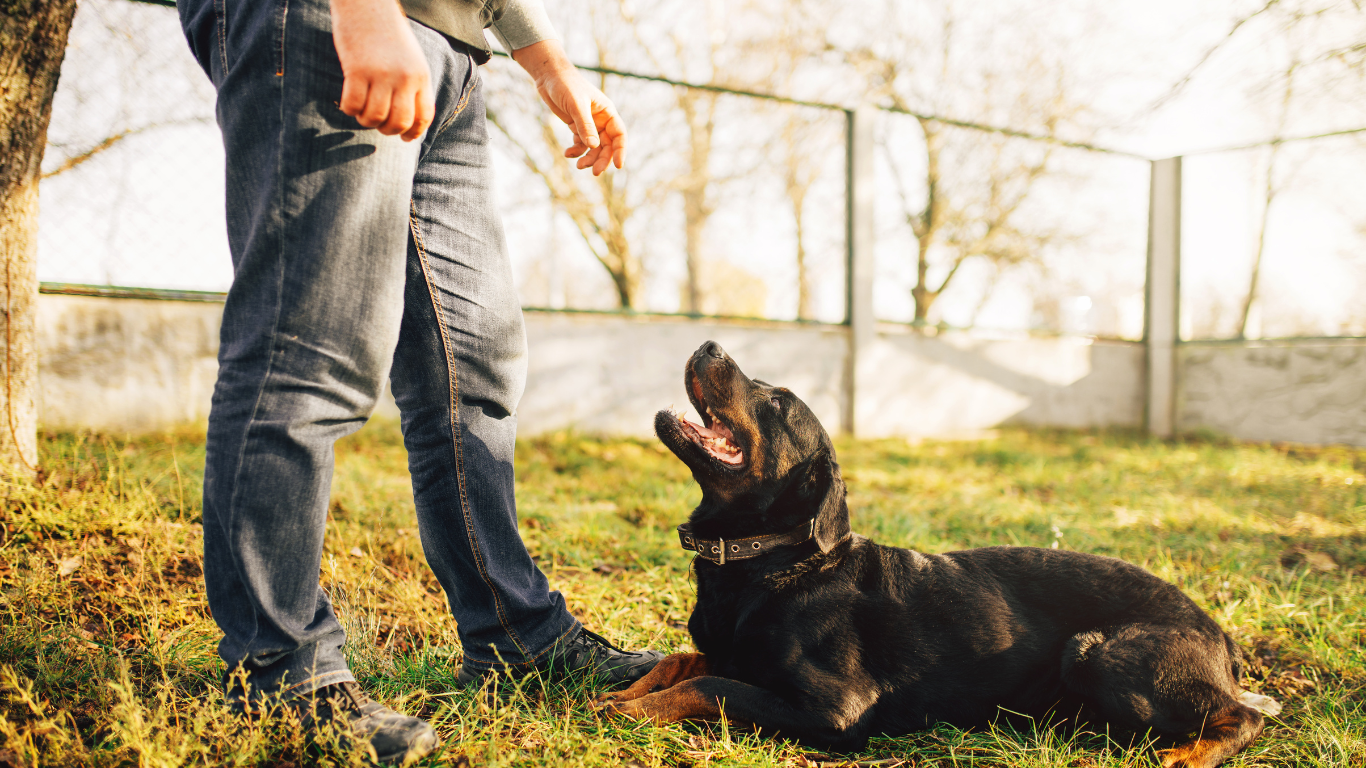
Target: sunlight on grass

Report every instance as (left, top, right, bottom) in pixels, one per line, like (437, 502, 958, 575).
(1, 423, 1362, 765)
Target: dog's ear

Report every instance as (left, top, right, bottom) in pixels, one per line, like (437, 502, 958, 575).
(807, 454, 851, 553)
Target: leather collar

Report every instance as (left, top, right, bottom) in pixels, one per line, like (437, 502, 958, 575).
(677, 518, 816, 565)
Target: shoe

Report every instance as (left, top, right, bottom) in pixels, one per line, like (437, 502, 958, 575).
(290, 681, 439, 765)
(456, 626, 663, 688)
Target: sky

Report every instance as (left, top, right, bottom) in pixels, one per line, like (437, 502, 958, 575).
(36, 0, 1366, 339)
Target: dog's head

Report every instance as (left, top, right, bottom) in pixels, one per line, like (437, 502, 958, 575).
(654, 341, 850, 553)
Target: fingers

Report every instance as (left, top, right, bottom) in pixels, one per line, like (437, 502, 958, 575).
(556, 97, 626, 176)
(402, 87, 435, 141)
(570, 97, 601, 151)
(357, 82, 395, 131)
(339, 74, 370, 121)
(339, 69, 433, 141)
(595, 99, 627, 171)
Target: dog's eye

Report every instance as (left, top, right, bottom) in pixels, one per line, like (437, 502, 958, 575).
(770, 396, 782, 410)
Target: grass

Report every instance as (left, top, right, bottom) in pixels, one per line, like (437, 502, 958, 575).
(1, 422, 1364, 766)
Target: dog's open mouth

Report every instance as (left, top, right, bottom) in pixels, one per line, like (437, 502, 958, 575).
(675, 371, 745, 467)
(675, 410, 744, 466)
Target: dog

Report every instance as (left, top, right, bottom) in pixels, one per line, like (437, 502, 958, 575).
(596, 341, 1280, 768)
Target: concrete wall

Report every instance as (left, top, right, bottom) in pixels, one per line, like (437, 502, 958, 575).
(33, 295, 1146, 439)
(513, 313, 850, 436)
(1178, 339, 1366, 446)
(37, 295, 221, 432)
(854, 330, 1144, 437)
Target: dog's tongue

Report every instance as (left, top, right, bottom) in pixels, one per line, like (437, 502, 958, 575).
(677, 413, 744, 465)
(686, 418, 723, 440)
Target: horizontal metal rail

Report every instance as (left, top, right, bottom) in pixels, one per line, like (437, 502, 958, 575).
(1183, 125, 1366, 156)
(40, 283, 228, 302)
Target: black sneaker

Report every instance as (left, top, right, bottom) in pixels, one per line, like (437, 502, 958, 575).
(290, 681, 438, 765)
(456, 627, 663, 688)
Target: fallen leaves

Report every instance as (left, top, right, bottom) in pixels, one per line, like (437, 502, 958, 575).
(1280, 546, 1338, 572)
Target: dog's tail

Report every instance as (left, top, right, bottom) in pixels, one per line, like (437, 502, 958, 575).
(1225, 633, 1281, 717)
(1238, 690, 1282, 716)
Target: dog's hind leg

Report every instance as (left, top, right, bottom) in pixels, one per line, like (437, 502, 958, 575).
(594, 652, 711, 705)
(1155, 702, 1264, 768)
(1060, 625, 1264, 768)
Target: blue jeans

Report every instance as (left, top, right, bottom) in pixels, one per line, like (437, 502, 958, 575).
(179, 0, 578, 702)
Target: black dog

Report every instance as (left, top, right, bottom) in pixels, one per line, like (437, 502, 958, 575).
(598, 341, 1279, 768)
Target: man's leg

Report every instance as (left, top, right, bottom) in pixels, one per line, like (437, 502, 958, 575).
(390, 35, 660, 684)
(182, 0, 417, 708)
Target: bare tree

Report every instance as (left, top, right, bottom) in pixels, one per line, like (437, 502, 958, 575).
(843, 1, 1079, 327)
(613, 0, 731, 315)
(1238, 65, 1297, 340)
(488, 92, 646, 309)
(1, 0, 79, 475)
(675, 88, 719, 314)
(780, 116, 818, 320)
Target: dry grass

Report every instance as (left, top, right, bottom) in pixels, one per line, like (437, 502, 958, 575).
(1, 423, 1363, 766)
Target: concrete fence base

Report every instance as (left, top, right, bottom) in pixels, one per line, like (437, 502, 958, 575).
(33, 294, 1366, 447)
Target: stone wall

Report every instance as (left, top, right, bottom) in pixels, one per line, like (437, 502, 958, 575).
(1178, 340, 1366, 446)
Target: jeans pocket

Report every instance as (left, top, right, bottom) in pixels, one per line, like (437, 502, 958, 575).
(436, 51, 480, 136)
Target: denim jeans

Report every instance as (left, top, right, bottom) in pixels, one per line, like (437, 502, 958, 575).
(179, 0, 578, 702)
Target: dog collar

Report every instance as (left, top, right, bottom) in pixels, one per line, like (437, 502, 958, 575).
(677, 518, 817, 565)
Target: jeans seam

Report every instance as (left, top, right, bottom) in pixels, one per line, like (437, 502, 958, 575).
(436, 52, 478, 135)
(408, 202, 530, 659)
(214, 0, 227, 74)
(274, 0, 288, 76)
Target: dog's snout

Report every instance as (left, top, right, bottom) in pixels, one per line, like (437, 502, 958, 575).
(702, 341, 726, 359)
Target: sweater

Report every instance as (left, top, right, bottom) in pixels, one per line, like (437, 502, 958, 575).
(399, 0, 559, 63)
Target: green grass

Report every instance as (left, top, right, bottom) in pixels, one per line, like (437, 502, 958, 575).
(1, 424, 1363, 766)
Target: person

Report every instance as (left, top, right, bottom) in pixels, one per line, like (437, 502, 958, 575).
(176, 0, 662, 762)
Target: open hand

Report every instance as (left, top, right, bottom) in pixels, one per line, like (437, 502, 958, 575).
(513, 40, 626, 175)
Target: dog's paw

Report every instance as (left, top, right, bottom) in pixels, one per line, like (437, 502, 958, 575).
(594, 697, 644, 719)
(591, 693, 621, 710)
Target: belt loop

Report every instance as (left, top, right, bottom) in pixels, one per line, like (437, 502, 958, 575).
(719, 537, 726, 565)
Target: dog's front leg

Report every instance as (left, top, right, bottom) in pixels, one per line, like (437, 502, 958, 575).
(601, 676, 869, 752)
(594, 652, 711, 706)
(600, 675, 745, 725)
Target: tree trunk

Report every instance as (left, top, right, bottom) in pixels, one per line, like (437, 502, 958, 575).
(912, 234, 935, 326)
(0, 0, 77, 477)
(792, 194, 810, 320)
(1238, 157, 1275, 340)
(678, 89, 715, 315)
(910, 118, 943, 330)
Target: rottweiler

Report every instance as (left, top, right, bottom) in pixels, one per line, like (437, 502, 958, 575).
(597, 341, 1280, 768)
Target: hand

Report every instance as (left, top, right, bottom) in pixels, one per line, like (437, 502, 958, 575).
(512, 40, 626, 175)
(331, 0, 435, 141)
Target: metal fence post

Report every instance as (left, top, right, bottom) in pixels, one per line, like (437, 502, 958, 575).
(844, 106, 876, 437)
(1145, 157, 1181, 438)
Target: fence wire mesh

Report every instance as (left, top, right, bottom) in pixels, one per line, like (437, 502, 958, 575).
(40, 0, 226, 293)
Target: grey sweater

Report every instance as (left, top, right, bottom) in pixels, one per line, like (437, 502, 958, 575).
(400, 0, 559, 63)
